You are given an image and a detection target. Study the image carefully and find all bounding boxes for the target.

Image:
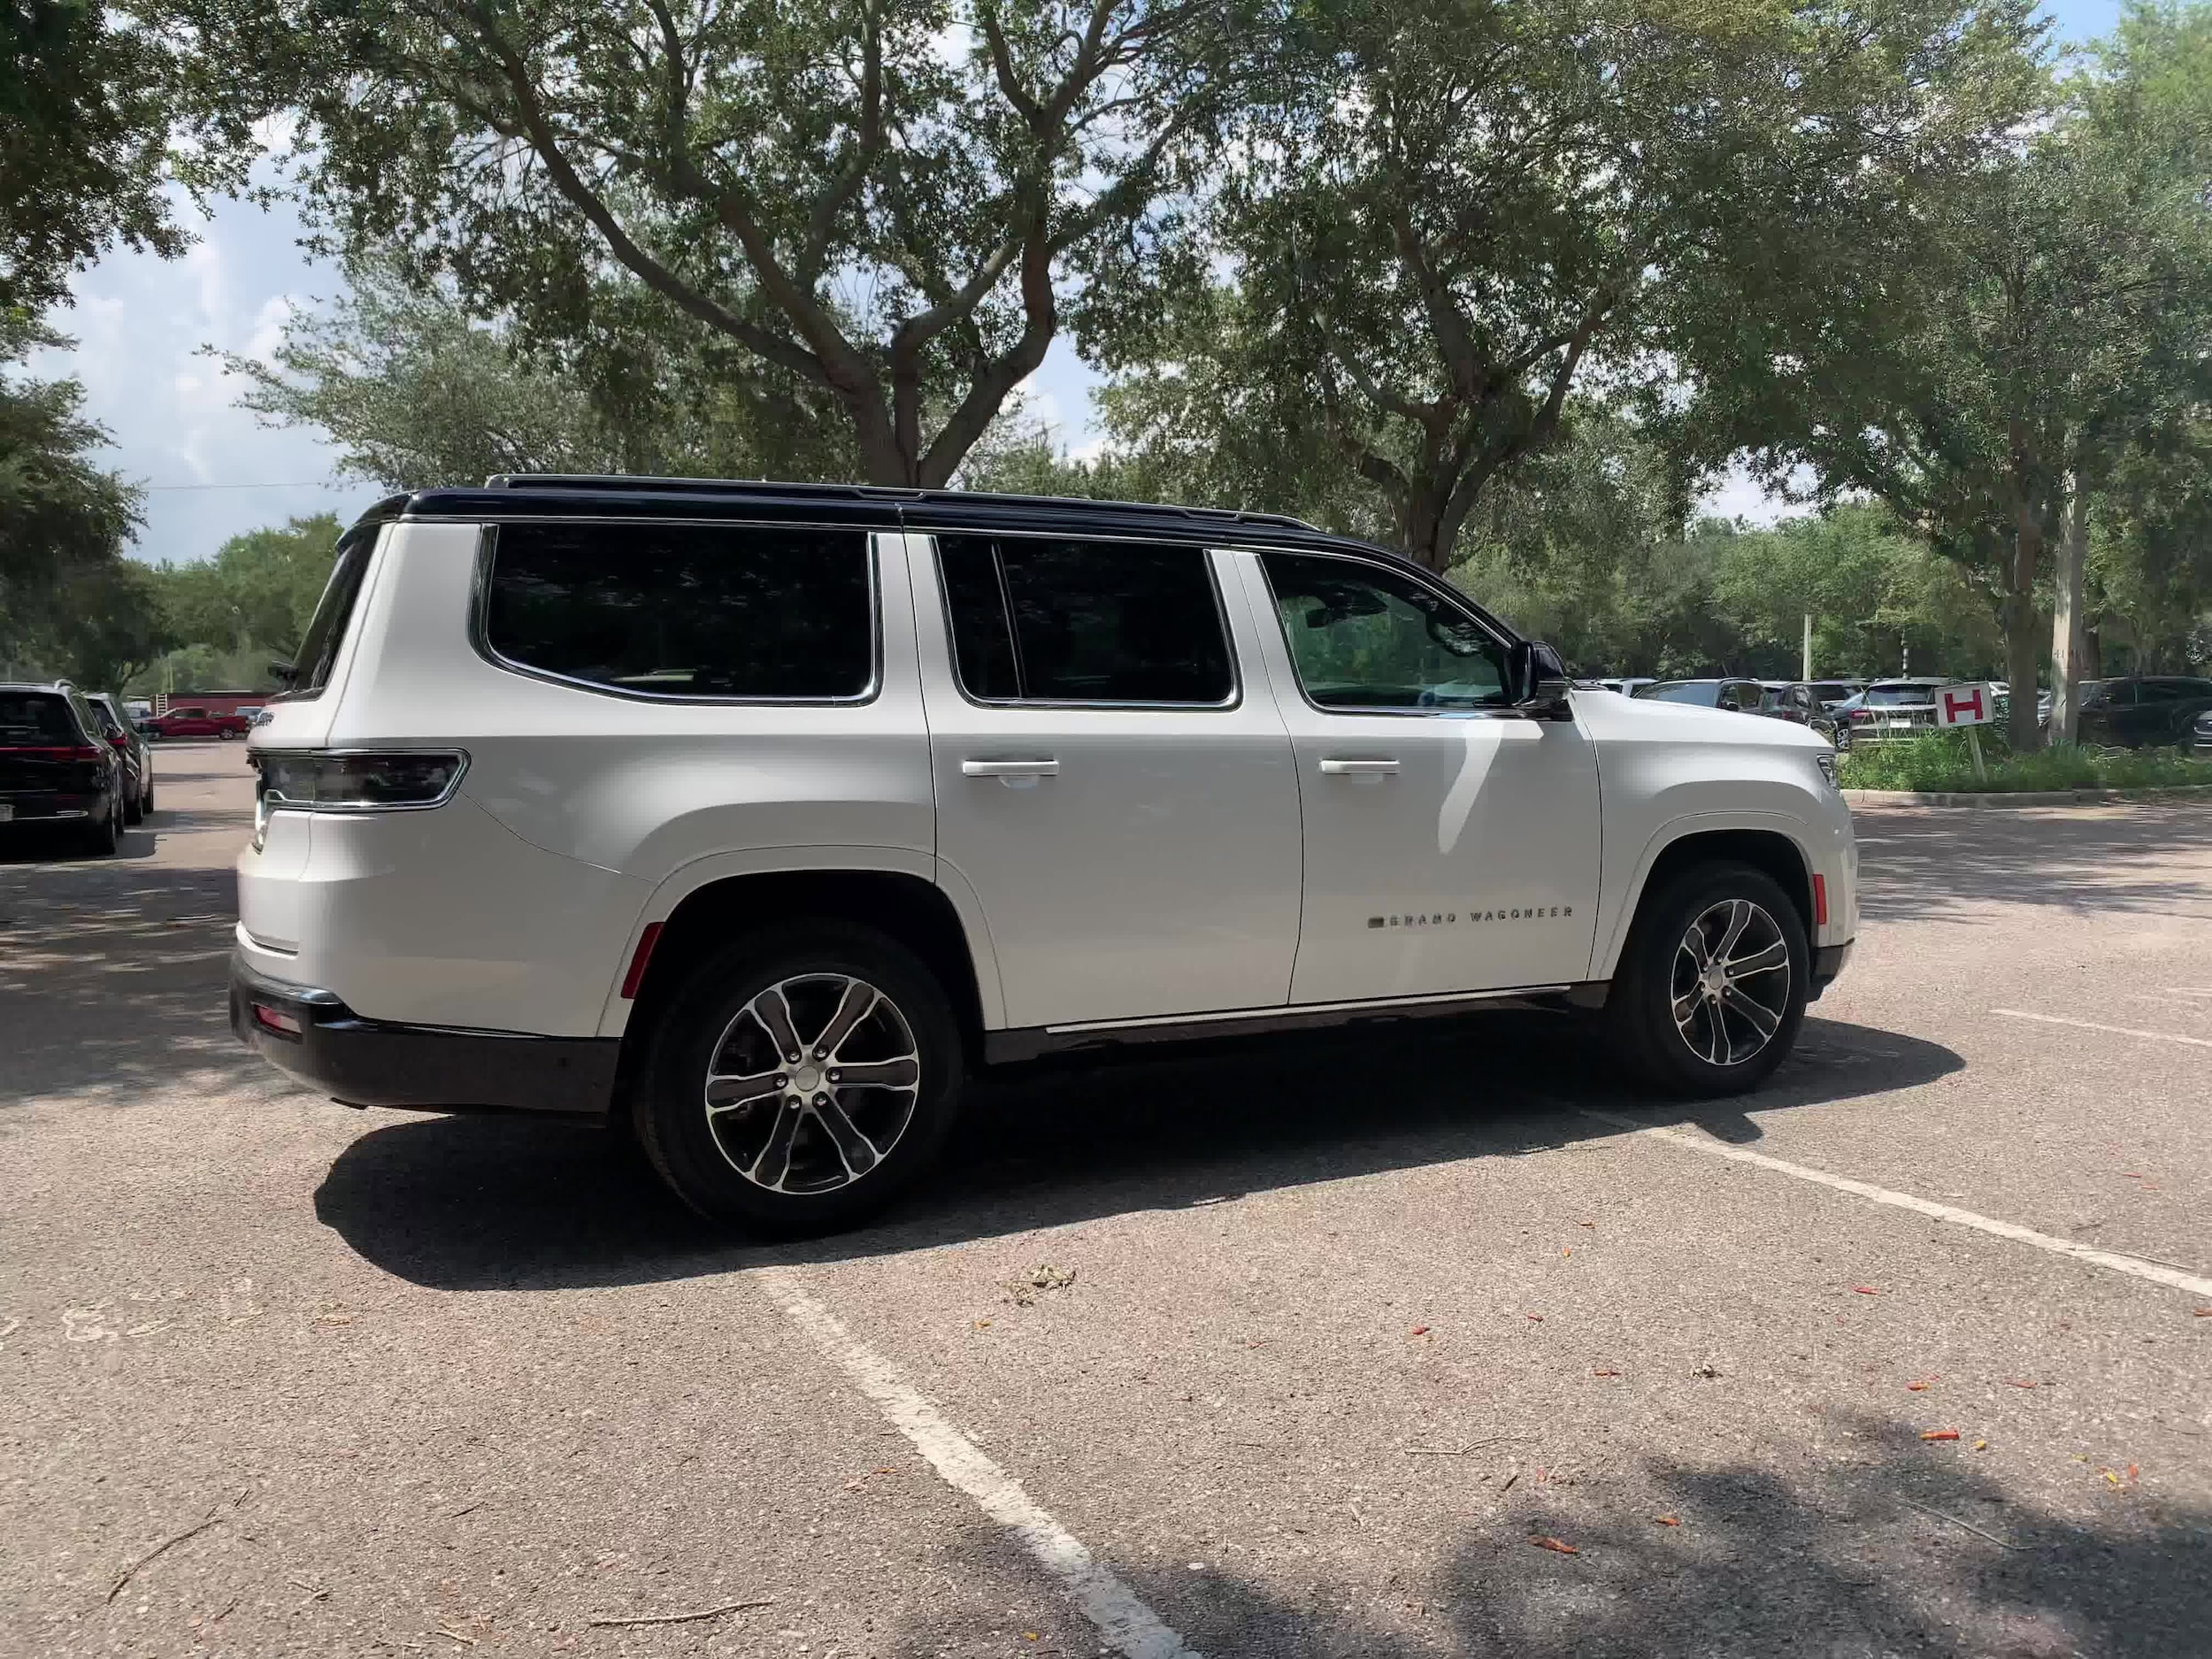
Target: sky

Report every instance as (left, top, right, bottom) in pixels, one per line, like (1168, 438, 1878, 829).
(28, 0, 2124, 566)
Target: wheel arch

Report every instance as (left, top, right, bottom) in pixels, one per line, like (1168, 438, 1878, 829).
(1598, 819, 1816, 979)
(606, 860, 996, 1100)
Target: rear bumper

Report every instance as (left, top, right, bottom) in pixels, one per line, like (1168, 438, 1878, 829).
(229, 953, 618, 1117)
(0, 792, 99, 821)
(1810, 941, 1853, 999)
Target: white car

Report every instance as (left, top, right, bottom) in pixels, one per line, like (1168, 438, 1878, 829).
(233, 479, 1857, 1233)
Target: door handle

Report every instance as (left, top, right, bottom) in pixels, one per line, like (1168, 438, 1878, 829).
(1318, 757, 1400, 776)
(961, 758, 1060, 779)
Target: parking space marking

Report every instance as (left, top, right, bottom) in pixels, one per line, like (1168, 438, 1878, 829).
(755, 1266, 1203, 1659)
(1578, 1110, 2212, 1299)
(1990, 1008, 2212, 1049)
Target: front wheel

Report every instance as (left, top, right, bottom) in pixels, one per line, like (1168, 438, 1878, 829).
(1605, 861, 1809, 1096)
(632, 923, 963, 1235)
(80, 801, 120, 857)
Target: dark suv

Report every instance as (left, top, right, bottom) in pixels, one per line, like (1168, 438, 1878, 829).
(0, 683, 127, 855)
(2073, 677, 2212, 749)
(84, 691, 154, 822)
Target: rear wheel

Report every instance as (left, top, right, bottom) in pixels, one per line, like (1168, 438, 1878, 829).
(632, 923, 963, 1235)
(1605, 861, 1808, 1096)
(123, 780, 143, 826)
(80, 800, 119, 857)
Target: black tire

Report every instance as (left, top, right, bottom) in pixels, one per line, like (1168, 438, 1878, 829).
(632, 922, 964, 1236)
(80, 801, 119, 857)
(1605, 860, 1809, 1097)
(123, 782, 142, 826)
(142, 777, 154, 815)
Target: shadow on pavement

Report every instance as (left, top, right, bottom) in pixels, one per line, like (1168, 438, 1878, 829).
(1855, 802, 2212, 925)
(314, 1011, 1964, 1293)
(884, 1424, 2208, 1659)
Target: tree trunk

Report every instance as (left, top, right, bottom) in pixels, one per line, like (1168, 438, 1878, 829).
(2006, 497, 2044, 754)
(2047, 480, 2087, 746)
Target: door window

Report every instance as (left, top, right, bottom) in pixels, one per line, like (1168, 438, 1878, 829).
(935, 536, 1233, 705)
(1258, 553, 1506, 711)
(483, 521, 874, 700)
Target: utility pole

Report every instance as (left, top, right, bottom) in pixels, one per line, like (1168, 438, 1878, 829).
(1801, 614, 1812, 682)
(2050, 476, 2086, 745)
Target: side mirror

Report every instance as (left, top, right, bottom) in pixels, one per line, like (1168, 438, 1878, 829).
(1509, 640, 1573, 718)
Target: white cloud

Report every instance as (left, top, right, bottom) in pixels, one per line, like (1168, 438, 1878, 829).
(27, 178, 380, 564)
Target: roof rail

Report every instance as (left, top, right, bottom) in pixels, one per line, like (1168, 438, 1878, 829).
(480, 472, 1319, 534)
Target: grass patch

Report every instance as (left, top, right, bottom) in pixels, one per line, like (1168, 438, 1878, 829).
(1837, 730, 2212, 794)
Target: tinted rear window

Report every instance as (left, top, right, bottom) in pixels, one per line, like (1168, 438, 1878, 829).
(1866, 685, 1937, 705)
(0, 694, 78, 742)
(936, 536, 1233, 704)
(1637, 682, 1723, 705)
(286, 526, 378, 698)
(485, 521, 874, 700)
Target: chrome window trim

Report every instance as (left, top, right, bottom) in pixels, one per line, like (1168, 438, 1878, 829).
(1251, 546, 1520, 720)
(464, 520, 885, 708)
(925, 529, 1245, 713)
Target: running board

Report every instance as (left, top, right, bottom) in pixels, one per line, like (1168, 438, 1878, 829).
(982, 983, 1589, 1065)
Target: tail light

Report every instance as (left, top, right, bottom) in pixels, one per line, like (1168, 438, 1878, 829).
(1850, 710, 1873, 725)
(108, 733, 130, 749)
(256, 750, 468, 809)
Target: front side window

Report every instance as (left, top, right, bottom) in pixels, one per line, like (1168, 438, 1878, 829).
(936, 535, 1233, 705)
(1259, 552, 1506, 711)
(485, 521, 874, 700)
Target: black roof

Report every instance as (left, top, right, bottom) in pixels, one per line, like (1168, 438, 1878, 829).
(361, 473, 1396, 561)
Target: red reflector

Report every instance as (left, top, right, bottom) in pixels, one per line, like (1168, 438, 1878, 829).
(620, 921, 664, 1000)
(1813, 873, 1829, 928)
(253, 1003, 302, 1035)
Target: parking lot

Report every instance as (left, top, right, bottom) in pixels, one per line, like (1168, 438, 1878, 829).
(4, 743, 2209, 1658)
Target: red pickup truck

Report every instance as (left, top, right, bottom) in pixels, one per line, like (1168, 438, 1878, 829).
(148, 705, 252, 740)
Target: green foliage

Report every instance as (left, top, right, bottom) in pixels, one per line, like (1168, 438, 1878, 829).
(0, 313, 167, 686)
(1837, 730, 2212, 792)
(135, 513, 339, 690)
(1094, 0, 2044, 569)
(2, 2, 255, 312)
(154, 0, 1258, 486)
(222, 258, 859, 489)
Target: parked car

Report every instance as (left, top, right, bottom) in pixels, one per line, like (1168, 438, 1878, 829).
(1632, 678, 1770, 713)
(148, 704, 251, 740)
(232, 478, 1857, 1233)
(0, 682, 127, 855)
(2070, 676, 2212, 750)
(83, 691, 154, 822)
(2193, 707, 2212, 755)
(1759, 682, 1840, 745)
(1806, 680, 1864, 712)
(1839, 679, 1948, 748)
(1594, 677, 1656, 697)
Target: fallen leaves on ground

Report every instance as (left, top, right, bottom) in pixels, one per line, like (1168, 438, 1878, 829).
(1592, 1369, 1621, 1378)
(1906, 1379, 1936, 1392)
(1530, 1536, 1579, 1555)
(1652, 1514, 1680, 1526)
(1409, 1325, 1430, 1337)
(1854, 1286, 1881, 1295)
(1921, 1429, 1961, 1442)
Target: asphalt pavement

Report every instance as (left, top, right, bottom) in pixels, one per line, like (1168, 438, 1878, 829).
(4, 744, 2208, 1657)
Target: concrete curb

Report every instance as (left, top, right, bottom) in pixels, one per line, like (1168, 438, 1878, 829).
(1843, 783, 2212, 809)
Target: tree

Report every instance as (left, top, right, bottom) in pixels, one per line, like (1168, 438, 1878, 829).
(223, 257, 863, 489)
(0, 313, 162, 682)
(1093, 0, 2043, 571)
(1684, 2, 2212, 748)
(3, 2, 251, 312)
(151, 511, 339, 656)
(164, 0, 1255, 488)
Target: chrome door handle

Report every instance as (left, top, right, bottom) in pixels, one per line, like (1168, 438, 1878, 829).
(961, 758, 1060, 779)
(1318, 757, 1400, 776)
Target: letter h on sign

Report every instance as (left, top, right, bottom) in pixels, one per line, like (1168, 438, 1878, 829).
(1942, 687, 1984, 724)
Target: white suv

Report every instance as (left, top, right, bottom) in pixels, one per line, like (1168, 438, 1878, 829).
(234, 478, 1855, 1233)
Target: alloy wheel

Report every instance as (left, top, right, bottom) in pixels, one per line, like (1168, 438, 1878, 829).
(1669, 898, 1791, 1067)
(700, 974, 922, 1194)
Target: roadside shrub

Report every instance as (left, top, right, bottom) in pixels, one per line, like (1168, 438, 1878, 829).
(1837, 732, 2212, 794)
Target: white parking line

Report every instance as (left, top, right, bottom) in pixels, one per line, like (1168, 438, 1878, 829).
(1578, 1110, 2212, 1300)
(755, 1266, 1203, 1659)
(1990, 1008, 2212, 1049)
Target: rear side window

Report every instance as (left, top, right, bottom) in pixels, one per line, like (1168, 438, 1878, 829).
(285, 526, 378, 699)
(0, 693, 78, 742)
(936, 536, 1233, 705)
(484, 522, 875, 700)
